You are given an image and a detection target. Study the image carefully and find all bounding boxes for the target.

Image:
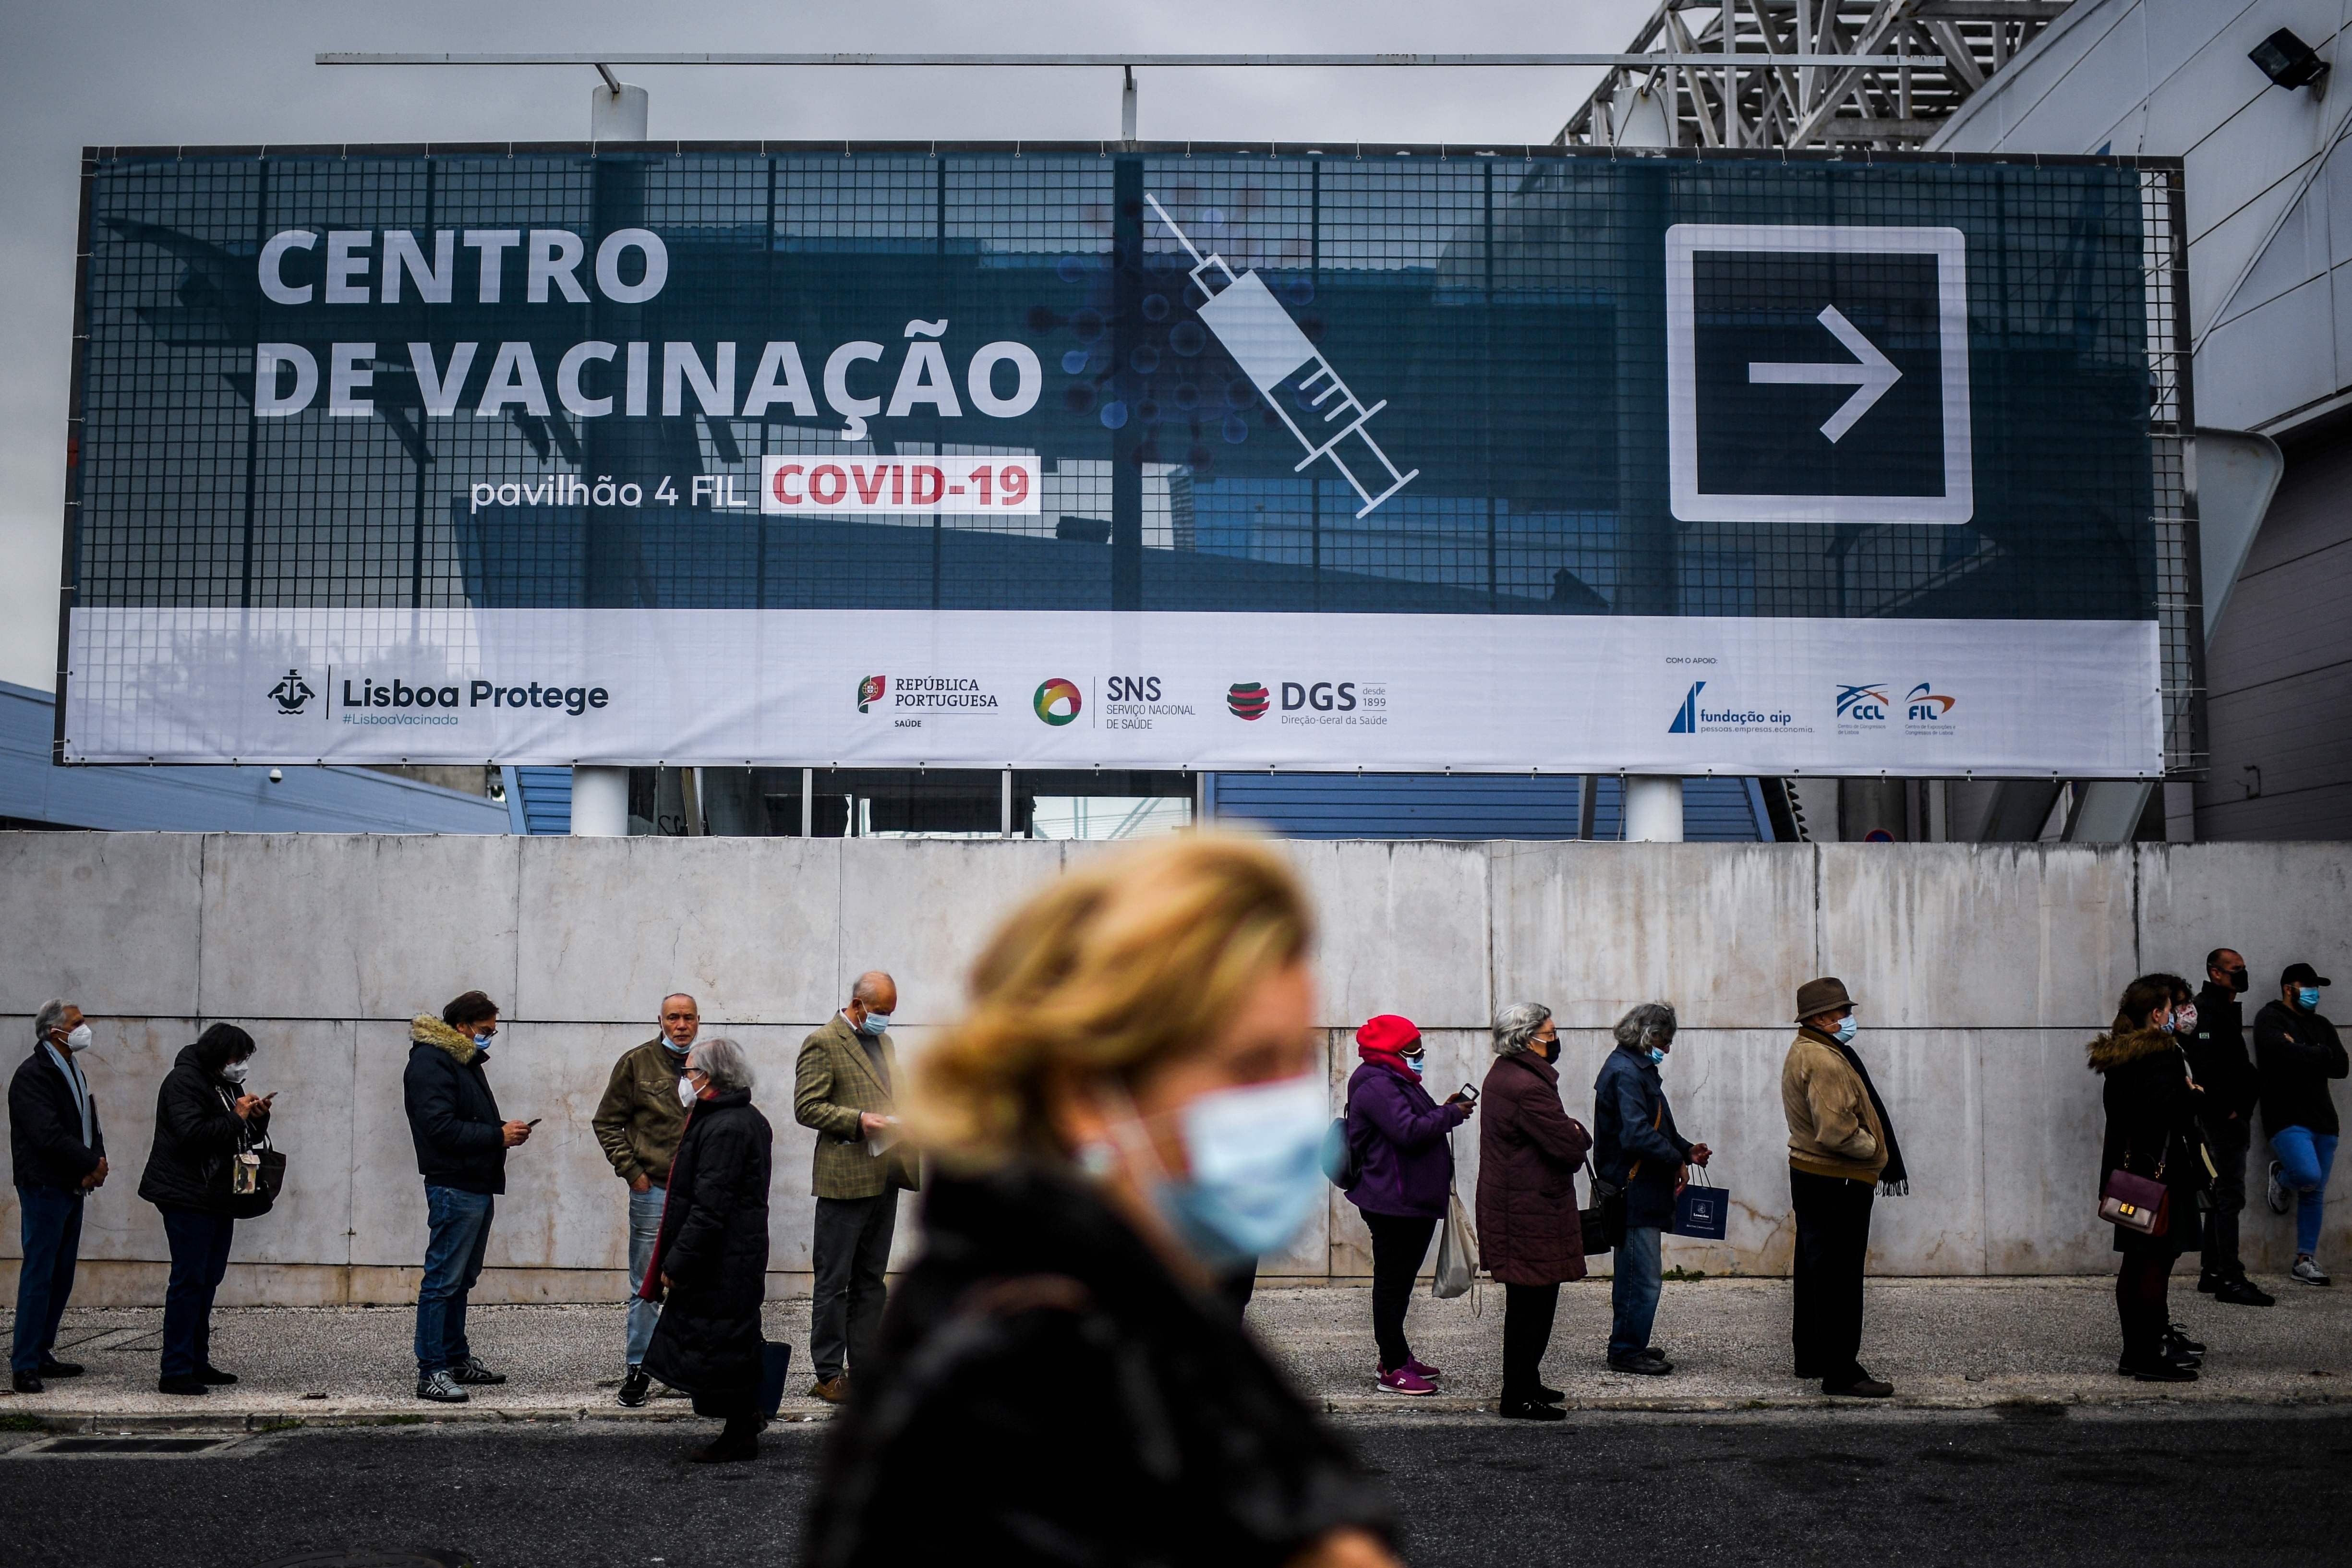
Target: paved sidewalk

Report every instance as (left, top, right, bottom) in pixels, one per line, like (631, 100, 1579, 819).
(2, 1274, 2345, 1429)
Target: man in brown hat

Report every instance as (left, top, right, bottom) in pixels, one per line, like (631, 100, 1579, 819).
(1781, 977, 1907, 1398)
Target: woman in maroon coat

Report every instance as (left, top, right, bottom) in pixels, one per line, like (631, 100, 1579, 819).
(1476, 1002, 1593, 1421)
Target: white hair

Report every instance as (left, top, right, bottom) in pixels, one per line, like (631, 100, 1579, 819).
(1493, 1001, 1553, 1057)
(33, 1000, 69, 1043)
(687, 1036, 755, 1095)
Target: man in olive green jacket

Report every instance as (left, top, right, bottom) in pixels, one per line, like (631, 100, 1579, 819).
(591, 992, 699, 1406)
(794, 971, 917, 1402)
(1781, 976, 1907, 1400)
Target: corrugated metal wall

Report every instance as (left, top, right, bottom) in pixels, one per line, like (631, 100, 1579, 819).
(1204, 773, 1769, 841)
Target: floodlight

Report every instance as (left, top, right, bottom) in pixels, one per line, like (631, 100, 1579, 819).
(2249, 28, 2329, 93)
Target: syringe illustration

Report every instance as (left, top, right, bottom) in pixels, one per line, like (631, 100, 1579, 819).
(1145, 194, 1419, 519)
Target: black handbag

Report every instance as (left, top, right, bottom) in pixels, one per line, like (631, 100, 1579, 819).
(220, 1088, 283, 1219)
(1579, 1158, 1617, 1255)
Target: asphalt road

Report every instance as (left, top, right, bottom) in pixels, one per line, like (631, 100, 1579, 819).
(2, 1408, 2346, 1567)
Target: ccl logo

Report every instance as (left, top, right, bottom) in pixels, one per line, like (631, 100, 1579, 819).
(1835, 683, 1892, 722)
(1906, 682, 1956, 722)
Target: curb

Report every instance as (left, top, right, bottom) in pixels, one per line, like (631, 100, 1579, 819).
(0, 1404, 841, 1435)
(1320, 1388, 2352, 1416)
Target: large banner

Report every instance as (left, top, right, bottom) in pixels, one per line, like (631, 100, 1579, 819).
(63, 145, 2180, 776)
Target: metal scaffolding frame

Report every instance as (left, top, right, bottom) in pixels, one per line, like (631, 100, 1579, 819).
(1554, 1, 2079, 151)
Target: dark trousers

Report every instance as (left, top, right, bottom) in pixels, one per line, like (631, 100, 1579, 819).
(2116, 1249, 2175, 1362)
(811, 1193, 897, 1382)
(158, 1207, 235, 1380)
(1363, 1211, 1437, 1371)
(11, 1185, 83, 1374)
(2201, 1119, 2250, 1279)
(1502, 1282, 1560, 1399)
(1217, 1258, 1258, 1325)
(1790, 1167, 1875, 1385)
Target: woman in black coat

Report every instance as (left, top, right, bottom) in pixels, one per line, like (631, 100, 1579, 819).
(642, 1037, 773, 1463)
(136, 1022, 269, 1396)
(2090, 974, 2210, 1383)
(806, 836, 1395, 1568)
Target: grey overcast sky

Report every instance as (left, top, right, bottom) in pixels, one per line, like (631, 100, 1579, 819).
(0, 0, 1647, 693)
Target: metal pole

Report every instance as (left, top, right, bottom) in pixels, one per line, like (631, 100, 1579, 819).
(1121, 65, 1137, 141)
(801, 767, 815, 837)
(1001, 768, 1014, 838)
(320, 51, 1938, 68)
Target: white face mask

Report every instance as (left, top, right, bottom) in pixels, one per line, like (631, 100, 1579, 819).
(221, 1060, 250, 1085)
(678, 1075, 699, 1108)
(62, 1022, 94, 1054)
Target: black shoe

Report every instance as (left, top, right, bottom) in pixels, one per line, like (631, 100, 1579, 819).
(1531, 1383, 1566, 1404)
(157, 1375, 211, 1396)
(36, 1358, 83, 1379)
(2196, 1271, 2221, 1294)
(1638, 1346, 1668, 1362)
(2214, 1275, 2276, 1307)
(1824, 1376, 1894, 1398)
(447, 1357, 506, 1387)
(1607, 1355, 1673, 1375)
(1499, 1396, 1568, 1421)
(617, 1365, 652, 1408)
(197, 1365, 238, 1386)
(2164, 1324, 2207, 1355)
(2117, 1354, 2197, 1383)
(416, 1369, 470, 1403)
(11, 1371, 43, 1395)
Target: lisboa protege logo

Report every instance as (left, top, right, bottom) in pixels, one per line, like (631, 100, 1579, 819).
(268, 668, 315, 715)
(1227, 682, 1271, 720)
(856, 675, 886, 713)
(1033, 677, 1082, 726)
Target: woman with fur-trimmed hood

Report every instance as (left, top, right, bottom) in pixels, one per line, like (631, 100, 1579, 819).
(2091, 973, 2211, 1383)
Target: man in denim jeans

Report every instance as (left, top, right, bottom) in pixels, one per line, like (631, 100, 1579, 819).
(403, 990, 532, 1403)
(1592, 1001, 1709, 1375)
(592, 992, 699, 1407)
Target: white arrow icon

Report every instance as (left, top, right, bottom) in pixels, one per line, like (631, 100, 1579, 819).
(1747, 305, 1902, 444)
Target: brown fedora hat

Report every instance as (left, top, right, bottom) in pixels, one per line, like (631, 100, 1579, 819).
(1795, 977, 1855, 1022)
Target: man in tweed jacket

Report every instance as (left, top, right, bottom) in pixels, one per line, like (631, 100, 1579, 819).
(794, 971, 917, 1402)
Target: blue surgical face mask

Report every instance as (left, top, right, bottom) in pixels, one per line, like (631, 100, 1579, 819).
(2298, 986, 2322, 1010)
(661, 1035, 691, 1056)
(1152, 1075, 1329, 1270)
(1401, 1052, 1425, 1077)
(1833, 1017, 1857, 1045)
(472, 1031, 495, 1048)
(858, 1010, 893, 1036)
(1648, 1047, 1666, 1065)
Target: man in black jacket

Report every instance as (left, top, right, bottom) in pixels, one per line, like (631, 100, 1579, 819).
(403, 990, 532, 1403)
(2257, 962, 2348, 1288)
(9, 1000, 106, 1392)
(2186, 948, 2273, 1305)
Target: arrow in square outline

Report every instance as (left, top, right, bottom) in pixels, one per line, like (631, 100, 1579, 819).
(1747, 305, 1902, 444)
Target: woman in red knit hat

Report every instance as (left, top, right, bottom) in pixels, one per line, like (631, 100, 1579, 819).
(1339, 1013, 1474, 1395)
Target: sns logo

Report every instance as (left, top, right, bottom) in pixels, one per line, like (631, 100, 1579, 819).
(1906, 683, 1957, 722)
(857, 675, 886, 713)
(1032, 677, 1082, 726)
(1835, 683, 1892, 722)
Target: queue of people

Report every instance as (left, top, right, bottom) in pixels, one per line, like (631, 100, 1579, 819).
(5, 838, 2344, 1491)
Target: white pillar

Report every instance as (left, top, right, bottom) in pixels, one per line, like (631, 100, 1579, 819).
(571, 766, 630, 836)
(1623, 775, 1684, 842)
(590, 80, 649, 141)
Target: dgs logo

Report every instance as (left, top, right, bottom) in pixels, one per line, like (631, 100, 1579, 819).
(1282, 681, 1357, 712)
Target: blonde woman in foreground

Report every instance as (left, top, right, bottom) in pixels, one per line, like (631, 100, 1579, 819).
(803, 834, 1399, 1568)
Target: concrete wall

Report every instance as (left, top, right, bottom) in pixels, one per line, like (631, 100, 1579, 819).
(2, 833, 2345, 1306)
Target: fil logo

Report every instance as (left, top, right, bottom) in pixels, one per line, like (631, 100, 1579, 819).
(267, 668, 315, 715)
(1032, 677, 1082, 726)
(1227, 682, 1271, 721)
(1906, 682, 1956, 721)
(1668, 681, 1705, 735)
(1835, 683, 1892, 722)
(856, 675, 886, 714)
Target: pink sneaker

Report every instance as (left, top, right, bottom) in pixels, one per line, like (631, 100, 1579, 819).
(1377, 1365, 1436, 1396)
(1403, 1357, 1444, 1381)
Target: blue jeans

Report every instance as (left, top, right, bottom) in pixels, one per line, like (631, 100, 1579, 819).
(2272, 1127, 2339, 1256)
(12, 1185, 83, 1374)
(1610, 1225, 1664, 1363)
(414, 1186, 495, 1373)
(625, 1183, 665, 1366)
(158, 1208, 235, 1380)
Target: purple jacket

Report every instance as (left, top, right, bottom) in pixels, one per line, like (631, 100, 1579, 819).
(1342, 1060, 1469, 1219)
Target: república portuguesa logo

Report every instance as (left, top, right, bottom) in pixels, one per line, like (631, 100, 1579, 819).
(268, 668, 315, 715)
(1033, 677, 1082, 726)
(1227, 682, 1271, 720)
(857, 675, 886, 713)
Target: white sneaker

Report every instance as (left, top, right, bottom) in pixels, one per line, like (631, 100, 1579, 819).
(2267, 1160, 2292, 1215)
(2291, 1255, 2332, 1287)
